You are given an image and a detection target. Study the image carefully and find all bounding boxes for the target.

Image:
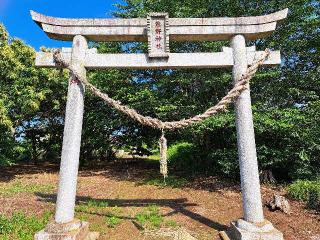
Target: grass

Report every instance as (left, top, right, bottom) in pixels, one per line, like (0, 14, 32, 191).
(105, 215, 122, 228)
(76, 200, 123, 228)
(143, 175, 188, 188)
(0, 182, 54, 196)
(76, 199, 110, 213)
(135, 204, 163, 229)
(0, 211, 51, 240)
(76, 200, 178, 230)
(87, 199, 109, 208)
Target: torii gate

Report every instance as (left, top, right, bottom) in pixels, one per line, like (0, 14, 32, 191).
(31, 9, 288, 240)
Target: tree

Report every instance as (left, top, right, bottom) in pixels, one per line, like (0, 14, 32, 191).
(110, 0, 320, 180)
(0, 24, 66, 165)
(0, 0, 319, 182)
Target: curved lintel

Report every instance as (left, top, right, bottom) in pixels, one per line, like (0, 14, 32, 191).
(30, 9, 288, 42)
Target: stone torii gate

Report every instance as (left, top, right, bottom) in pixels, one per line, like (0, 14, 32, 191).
(31, 9, 288, 240)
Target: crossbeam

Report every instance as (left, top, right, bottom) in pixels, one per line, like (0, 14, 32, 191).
(31, 9, 288, 42)
(36, 49, 280, 70)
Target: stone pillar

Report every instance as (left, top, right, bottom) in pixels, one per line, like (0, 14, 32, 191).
(231, 34, 264, 223)
(227, 34, 283, 240)
(55, 35, 87, 223)
(35, 35, 99, 240)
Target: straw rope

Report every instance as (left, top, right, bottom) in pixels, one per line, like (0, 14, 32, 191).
(53, 49, 270, 130)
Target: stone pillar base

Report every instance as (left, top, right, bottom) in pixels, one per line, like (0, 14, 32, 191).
(34, 219, 99, 240)
(220, 219, 283, 240)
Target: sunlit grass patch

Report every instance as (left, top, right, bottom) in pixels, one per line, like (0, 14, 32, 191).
(0, 211, 51, 240)
(76, 200, 123, 228)
(105, 215, 122, 228)
(76, 199, 110, 213)
(135, 204, 163, 229)
(87, 199, 109, 208)
(0, 182, 54, 196)
(76, 201, 123, 228)
(76, 201, 177, 231)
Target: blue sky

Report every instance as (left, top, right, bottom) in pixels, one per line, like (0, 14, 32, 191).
(0, 0, 122, 50)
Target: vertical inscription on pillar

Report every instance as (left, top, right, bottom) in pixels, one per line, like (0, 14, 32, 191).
(147, 13, 169, 58)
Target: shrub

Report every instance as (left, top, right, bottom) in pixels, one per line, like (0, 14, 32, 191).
(168, 142, 197, 163)
(208, 148, 238, 177)
(288, 180, 320, 210)
(167, 142, 206, 174)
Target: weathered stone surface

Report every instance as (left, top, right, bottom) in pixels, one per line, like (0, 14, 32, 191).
(54, 35, 87, 224)
(30, 9, 288, 42)
(268, 194, 291, 214)
(35, 50, 281, 69)
(229, 220, 283, 240)
(34, 221, 99, 240)
(45, 219, 82, 233)
(231, 34, 264, 223)
(31, 9, 288, 27)
(235, 219, 274, 232)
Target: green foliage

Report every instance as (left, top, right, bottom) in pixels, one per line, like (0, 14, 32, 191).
(76, 199, 110, 213)
(113, 0, 320, 181)
(168, 142, 197, 163)
(87, 199, 109, 208)
(135, 205, 163, 229)
(167, 142, 206, 174)
(0, 24, 66, 165)
(0, 211, 51, 240)
(1, 0, 320, 183)
(288, 180, 320, 210)
(77, 202, 123, 228)
(105, 215, 122, 228)
(0, 182, 53, 196)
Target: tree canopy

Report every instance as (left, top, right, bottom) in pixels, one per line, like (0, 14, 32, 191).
(0, 0, 319, 182)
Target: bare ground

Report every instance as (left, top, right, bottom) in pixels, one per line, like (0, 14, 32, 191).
(0, 159, 319, 240)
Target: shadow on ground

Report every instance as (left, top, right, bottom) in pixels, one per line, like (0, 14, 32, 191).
(79, 158, 239, 193)
(0, 163, 59, 182)
(0, 158, 239, 192)
(35, 192, 228, 232)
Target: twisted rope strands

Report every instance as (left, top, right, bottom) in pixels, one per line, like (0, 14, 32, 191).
(53, 49, 270, 131)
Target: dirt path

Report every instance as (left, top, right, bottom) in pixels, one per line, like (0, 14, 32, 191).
(0, 160, 319, 240)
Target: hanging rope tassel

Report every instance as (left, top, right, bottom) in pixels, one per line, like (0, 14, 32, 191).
(159, 131, 168, 180)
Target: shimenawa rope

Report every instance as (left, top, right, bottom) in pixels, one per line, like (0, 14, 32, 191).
(53, 49, 270, 179)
